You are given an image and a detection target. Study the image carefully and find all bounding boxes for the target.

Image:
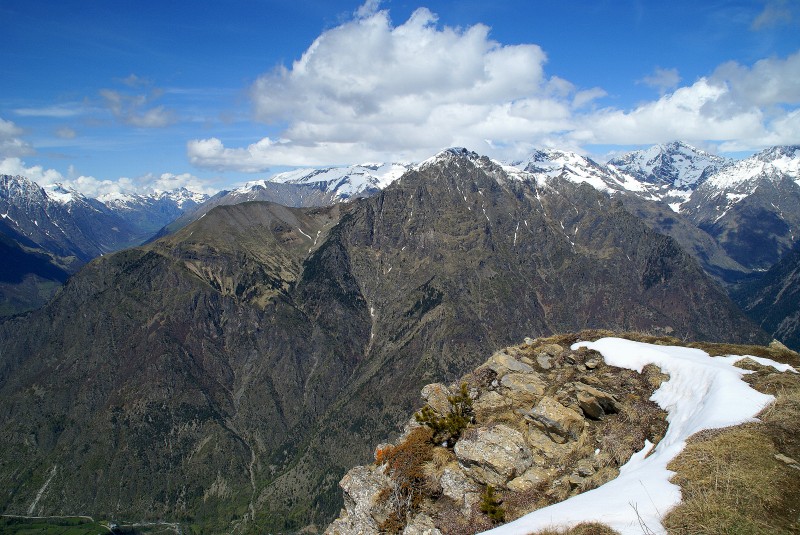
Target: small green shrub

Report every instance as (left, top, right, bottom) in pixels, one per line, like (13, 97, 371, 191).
(414, 382, 474, 447)
(480, 484, 505, 523)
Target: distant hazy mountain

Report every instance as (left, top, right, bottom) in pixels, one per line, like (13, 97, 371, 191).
(0, 174, 208, 315)
(0, 148, 765, 533)
(99, 188, 209, 239)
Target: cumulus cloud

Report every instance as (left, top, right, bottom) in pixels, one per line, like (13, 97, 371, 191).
(585, 51, 800, 147)
(711, 52, 800, 107)
(188, 3, 800, 170)
(0, 117, 34, 157)
(0, 157, 64, 184)
(145, 172, 216, 194)
(190, 3, 601, 169)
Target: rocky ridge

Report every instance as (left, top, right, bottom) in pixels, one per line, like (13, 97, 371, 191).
(326, 333, 669, 535)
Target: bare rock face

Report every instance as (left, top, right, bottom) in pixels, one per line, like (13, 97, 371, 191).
(454, 424, 533, 486)
(402, 513, 443, 535)
(500, 372, 547, 402)
(473, 390, 512, 419)
(324, 466, 393, 535)
(421, 383, 453, 416)
(440, 463, 479, 506)
(526, 396, 585, 444)
(481, 351, 535, 378)
(575, 383, 621, 419)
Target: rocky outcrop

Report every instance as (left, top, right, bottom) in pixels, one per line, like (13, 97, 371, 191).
(326, 333, 670, 534)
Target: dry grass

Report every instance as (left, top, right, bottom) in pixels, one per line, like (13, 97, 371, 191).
(663, 369, 800, 534)
(523, 330, 684, 351)
(688, 341, 800, 367)
(377, 426, 436, 532)
(527, 522, 620, 534)
(434, 497, 495, 535)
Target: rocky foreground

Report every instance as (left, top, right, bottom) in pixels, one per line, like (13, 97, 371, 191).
(325, 332, 800, 535)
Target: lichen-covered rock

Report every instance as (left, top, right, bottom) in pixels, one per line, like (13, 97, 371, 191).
(536, 353, 553, 370)
(526, 396, 585, 443)
(480, 351, 534, 378)
(526, 428, 574, 459)
(403, 513, 442, 535)
(325, 334, 674, 534)
(421, 383, 453, 416)
(574, 458, 595, 477)
(538, 343, 565, 356)
(324, 465, 393, 535)
(440, 463, 479, 504)
(454, 424, 533, 486)
(500, 372, 546, 402)
(507, 465, 555, 492)
(473, 390, 512, 419)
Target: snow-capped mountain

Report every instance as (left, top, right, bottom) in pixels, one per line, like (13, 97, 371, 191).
(509, 148, 655, 195)
(101, 188, 209, 212)
(99, 188, 210, 237)
(0, 174, 137, 263)
(681, 145, 800, 270)
(608, 141, 729, 190)
(160, 162, 415, 238)
(239, 162, 411, 200)
(0, 175, 212, 315)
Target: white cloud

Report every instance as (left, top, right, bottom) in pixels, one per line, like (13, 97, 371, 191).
(188, 4, 800, 170)
(0, 156, 213, 198)
(751, 0, 795, 30)
(584, 51, 800, 148)
(711, 51, 800, 107)
(639, 67, 681, 94)
(191, 4, 588, 169)
(0, 157, 64, 184)
(0, 117, 34, 157)
(13, 104, 85, 118)
(100, 88, 177, 128)
(146, 172, 216, 195)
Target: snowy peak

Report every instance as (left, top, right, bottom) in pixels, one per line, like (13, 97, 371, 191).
(1, 174, 49, 205)
(43, 183, 85, 205)
(417, 147, 484, 170)
(255, 162, 411, 199)
(752, 144, 800, 180)
(704, 144, 800, 192)
(509, 149, 649, 195)
(100, 188, 210, 212)
(608, 141, 729, 190)
(158, 187, 210, 209)
(100, 187, 208, 208)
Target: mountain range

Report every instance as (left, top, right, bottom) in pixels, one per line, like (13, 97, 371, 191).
(0, 146, 777, 533)
(0, 175, 208, 315)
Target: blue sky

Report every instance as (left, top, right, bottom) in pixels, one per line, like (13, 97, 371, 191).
(1, 0, 799, 196)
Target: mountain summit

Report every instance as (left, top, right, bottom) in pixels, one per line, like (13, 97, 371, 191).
(607, 141, 729, 190)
